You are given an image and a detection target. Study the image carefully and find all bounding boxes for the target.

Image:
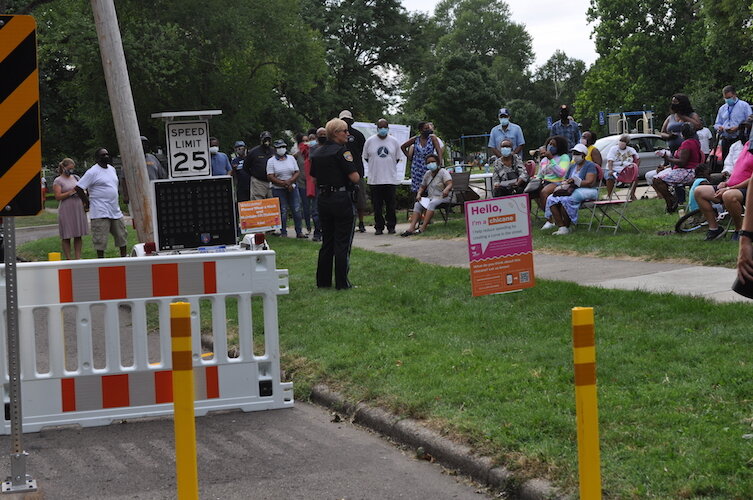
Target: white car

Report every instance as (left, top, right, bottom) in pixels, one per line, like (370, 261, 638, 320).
(594, 133, 668, 179)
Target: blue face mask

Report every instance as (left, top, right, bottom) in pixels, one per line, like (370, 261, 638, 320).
(426, 162, 438, 171)
(377, 127, 389, 137)
(726, 97, 738, 106)
(500, 147, 512, 157)
(499, 117, 510, 126)
(308, 140, 317, 147)
(548, 145, 557, 155)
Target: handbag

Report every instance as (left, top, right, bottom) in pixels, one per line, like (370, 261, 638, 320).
(523, 178, 542, 194)
(552, 183, 576, 197)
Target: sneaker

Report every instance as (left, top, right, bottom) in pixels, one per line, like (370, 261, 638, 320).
(375, 229, 384, 235)
(541, 221, 555, 230)
(731, 231, 740, 242)
(358, 223, 366, 233)
(312, 234, 322, 242)
(704, 227, 725, 241)
(296, 233, 308, 239)
(387, 229, 396, 234)
(400, 230, 414, 237)
(553, 226, 570, 235)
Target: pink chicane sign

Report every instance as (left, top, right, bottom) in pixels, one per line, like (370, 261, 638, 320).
(464, 194, 535, 296)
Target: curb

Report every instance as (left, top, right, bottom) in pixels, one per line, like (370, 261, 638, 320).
(309, 384, 569, 500)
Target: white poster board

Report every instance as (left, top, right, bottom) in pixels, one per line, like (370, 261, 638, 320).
(353, 122, 411, 183)
(165, 120, 211, 178)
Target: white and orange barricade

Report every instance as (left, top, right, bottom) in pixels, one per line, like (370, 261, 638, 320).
(0, 250, 292, 433)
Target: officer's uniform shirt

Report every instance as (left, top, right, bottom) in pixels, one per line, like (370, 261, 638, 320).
(346, 127, 366, 177)
(310, 141, 357, 188)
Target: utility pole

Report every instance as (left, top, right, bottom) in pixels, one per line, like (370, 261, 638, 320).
(90, 0, 153, 242)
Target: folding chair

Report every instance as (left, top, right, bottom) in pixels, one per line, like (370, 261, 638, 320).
(438, 171, 471, 223)
(592, 164, 640, 234)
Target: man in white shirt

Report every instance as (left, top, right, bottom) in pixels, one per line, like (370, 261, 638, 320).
(363, 118, 402, 235)
(75, 148, 127, 258)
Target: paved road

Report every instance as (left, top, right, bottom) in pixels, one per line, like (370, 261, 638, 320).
(0, 404, 488, 499)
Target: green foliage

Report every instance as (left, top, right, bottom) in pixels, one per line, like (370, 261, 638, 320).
(31, 0, 326, 163)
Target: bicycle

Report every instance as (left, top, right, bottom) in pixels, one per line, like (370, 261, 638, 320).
(675, 202, 729, 233)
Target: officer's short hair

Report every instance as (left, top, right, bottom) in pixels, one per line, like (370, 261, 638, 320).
(326, 118, 348, 141)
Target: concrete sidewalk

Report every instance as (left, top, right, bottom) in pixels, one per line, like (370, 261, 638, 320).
(351, 223, 747, 304)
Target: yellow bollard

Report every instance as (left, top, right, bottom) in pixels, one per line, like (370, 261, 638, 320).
(572, 307, 602, 500)
(48, 252, 61, 261)
(170, 302, 199, 500)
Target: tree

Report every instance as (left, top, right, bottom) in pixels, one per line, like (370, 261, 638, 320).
(403, 0, 534, 141)
(296, 0, 422, 124)
(29, 0, 326, 163)
(530, 50, 586, 115)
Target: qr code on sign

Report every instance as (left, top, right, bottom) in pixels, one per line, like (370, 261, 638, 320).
(519, 271, 530, 283)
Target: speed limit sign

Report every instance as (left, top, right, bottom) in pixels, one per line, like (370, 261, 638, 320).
(166, 120, 211, 178)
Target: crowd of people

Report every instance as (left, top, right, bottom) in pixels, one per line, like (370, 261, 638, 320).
(50, 84, 753, 290)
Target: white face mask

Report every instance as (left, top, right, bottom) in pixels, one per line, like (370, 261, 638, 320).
(618, 141, 627, 150)
(209, 146, 219, 154)
(276, 148, 287, 156)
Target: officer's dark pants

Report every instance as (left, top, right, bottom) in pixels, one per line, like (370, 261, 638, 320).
(370, 184, 397, 231)
(316, 191, 355, 289)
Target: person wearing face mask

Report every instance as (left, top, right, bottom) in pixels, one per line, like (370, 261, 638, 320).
(605, 134, 639, 200)
(292, 133, 313, 236)
(339, 110, 368, 233)
(545, 143, 600, 235)
(580, 131, 602, 166)
(714, 85, 752, 161)
(401, 154, 452, 236)
(488, 107, 525, 159)
(653, 123, 703, 213)
(75, 148, 128, 258)
(231, 140, 251, 202)
(492, 138, 528, 197)
(53, 158, 88, 259)
(246, 131, 275, 200)
(305, 127, 328, 242)
(209, 137, 232, 177)
(401, 121, 444, 196)
(549, 104, 581, 149)
(266, 139, 305, 238)
(534, 135, 570, 228)
(363, 118, 402, 235)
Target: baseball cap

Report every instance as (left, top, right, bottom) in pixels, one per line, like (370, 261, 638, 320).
(498, 108, 510, 117)
(273, 139, 286, 148)
(571, 143, 589, 155)
(260, 131, 272, 140)
(338, 110, 353, 120)
(234, 140, 246, 148)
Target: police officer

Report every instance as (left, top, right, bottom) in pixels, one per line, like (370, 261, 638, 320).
(310, 118, 361, 290)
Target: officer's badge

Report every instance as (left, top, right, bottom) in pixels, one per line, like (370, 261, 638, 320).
(343, 151, 354, 162)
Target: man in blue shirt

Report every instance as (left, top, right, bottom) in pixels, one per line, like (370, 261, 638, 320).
(550, 104, 581, 149)
(209, 136, 232, 176)
(714, 85, 753, 161)
(487, 107, 525, 159)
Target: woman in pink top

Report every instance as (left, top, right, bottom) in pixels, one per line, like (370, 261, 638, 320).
(653, 123, 703, 213)
(694, 136, 753, 240)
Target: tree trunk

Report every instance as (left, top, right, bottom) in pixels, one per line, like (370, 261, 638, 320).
(90, 0, 153, 243)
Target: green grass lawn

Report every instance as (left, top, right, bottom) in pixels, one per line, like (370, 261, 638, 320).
(18, 228, 139, 260)
(18, 226, 753, 498)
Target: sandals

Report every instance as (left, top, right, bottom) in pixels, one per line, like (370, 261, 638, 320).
(400, 229, 422, 237)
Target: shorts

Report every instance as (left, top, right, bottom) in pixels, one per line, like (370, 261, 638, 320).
(90, 218, 127, 251)
(656, 167, 695, 185)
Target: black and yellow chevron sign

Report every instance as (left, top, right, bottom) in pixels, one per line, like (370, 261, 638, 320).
(0, 15, 42, 216)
